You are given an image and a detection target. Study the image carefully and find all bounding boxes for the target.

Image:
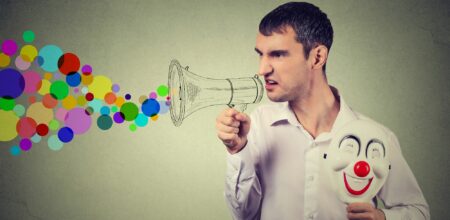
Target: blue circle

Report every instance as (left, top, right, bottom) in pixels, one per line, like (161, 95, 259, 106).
(58, 127, 74, 143)
(100, 106, 110, 115)
(66, 72, 81, 87)
(141, 98, 160, 117)
(38, 45, 63, 72)
(0, 68, 25, 99)
(10, 145, 21, 156)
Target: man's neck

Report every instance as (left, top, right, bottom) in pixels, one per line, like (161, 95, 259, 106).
(289, 82, 340, 139)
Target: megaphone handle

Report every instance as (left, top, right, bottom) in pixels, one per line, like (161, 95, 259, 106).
(228, 104, 248, 112)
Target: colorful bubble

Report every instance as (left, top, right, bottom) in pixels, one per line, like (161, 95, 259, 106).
(55, 108, 68, 121)
(77, 95, 87, 106)
(141, 98, 160, 117)
(111, 106, 118, 113)
(48, 119, 60, 131)
(81, 64, 92, 74)
(0, 53, 10, 67)
(38, 79, 51, 95)
(10, 145, 21, 156)
(88, 75, 112, 100)
(0, 68, 25, 99)
(129, 123, 137, 132)
(42, 93, 58, 108)
(81, 74, 93, 85)
(13, 104, 25, 117)
(104, 92, 116, 105)
(112, 84, 120, 93)
(125, 94, 131, 100)
(66, 72, 81, 87)
(85, 92, 94, 101)
(58, 53, 80, 75)
(62, 95, 77, 110)
(14, 56, 31, 70)
(100, 106, 110, 115)
(0, 98, 15, 111)
(31, 133, 42, 143)
(50, 80, 69, 100)
(135, 113, 148, 127)
(159, 100, 170, 114)
(64, 108, 91, 134)
(27, 102, 53, 125)
(23, 30, 35, 43)
(16, 117, 37, 138)
(113, 112, 125, 123)
(36, 124, 49, 136)
(23, 70, 42, 94)
(157, 85, 169, 96)
(48, 135, 63, 151)
(88, 99, 102, 113)
(0, 110, 19, 141)
(2, 39, 18, 56)
(58, 127, 74, 143)
(149, 92, 157, 99)
(20, 138, 32, 151)
(20, 45, 38, 62)
(97, 115, 113, 130)
(38, 45, 63, 72)
(120, 102, 139, 121)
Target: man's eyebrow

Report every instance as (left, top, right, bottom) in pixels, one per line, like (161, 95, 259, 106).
(269, 50, 289, 56)
(254, 48, 262, 55)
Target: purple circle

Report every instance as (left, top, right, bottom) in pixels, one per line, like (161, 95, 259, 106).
(2, 39, 18, 56)
(0, 68, 25, 99)
(73, 88, 79, 93)
(125, 94, 131, 100)
(112, 84, 120, 93)
(113, 112, 125, 123)
(149, 92, 157, 99)
(82, 64, 92, 73)
(20, 138, 32, 151)
(65, 108, 92, 134)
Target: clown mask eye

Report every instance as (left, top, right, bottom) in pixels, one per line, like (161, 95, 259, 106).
(366, 140, 385, 159)
(338, 135, 360, 157)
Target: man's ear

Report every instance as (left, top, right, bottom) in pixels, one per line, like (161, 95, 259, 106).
(310, 45, 328, 70)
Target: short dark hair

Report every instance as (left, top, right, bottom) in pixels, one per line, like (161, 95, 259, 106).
(259, 2, 333, 71)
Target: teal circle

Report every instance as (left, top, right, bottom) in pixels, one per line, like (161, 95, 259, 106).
(13, 104, 25, 117)
(135, 113, 148, 127)
(97, 115, 113, 130)
(10, 146, 21, 156)
(38, 45, 63, 72)
(48, 135, 63, 151)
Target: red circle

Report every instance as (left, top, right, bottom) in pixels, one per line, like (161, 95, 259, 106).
(354, 161, 370, 177)
(85, 92, 94, 101)
(16, 117, 37, 138)
(58, 53, 80, 75)
(36, 124, 49, 136)
(42, 93, 58, 108)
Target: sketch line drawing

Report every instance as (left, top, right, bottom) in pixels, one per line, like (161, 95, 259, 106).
(168, 59, 264, 127)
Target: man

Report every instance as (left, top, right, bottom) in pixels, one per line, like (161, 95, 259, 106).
(216, 2, 430, 220)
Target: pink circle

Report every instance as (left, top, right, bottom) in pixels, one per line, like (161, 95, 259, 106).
(15, 56, 31, 70)
(2, 39, 18, 56)
(65, 108, 92, 134)
(23, 70, 42, 94)
(149, 92, 157, 99)
(82, 64, 92, 73)
(56, 108, 68, 121)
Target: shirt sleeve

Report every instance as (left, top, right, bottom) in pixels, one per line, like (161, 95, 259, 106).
(378, 131, 430, 220)
(224, 140, 262, 220)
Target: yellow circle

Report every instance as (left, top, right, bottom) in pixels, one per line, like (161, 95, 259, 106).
(38, 79, 51, 95)
(26, 102, 53, 124)
(81, 74, 93, 85)
(0, 110, 19, 141)
(62, 95, 77, 110)
(151, 115, 159, 121)
(88, 75, 112, 100)
(77, 96, 87, 106)
(0, 53, 11, 67)
(115, 96, 125, 107)
(20, 45, 38, 62)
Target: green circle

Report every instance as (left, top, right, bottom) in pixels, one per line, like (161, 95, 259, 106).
(157, 85, 169, 97)
(13, 104, 25, 116)
(23, 30, 35, 43)
(111, 106, 118, 113)
(49, 119, 60, 131)
(0, 98, 15, 111)
(120, 102, 139, 121)
(129, 123, 137, 132)
(50, 80, 69, 100)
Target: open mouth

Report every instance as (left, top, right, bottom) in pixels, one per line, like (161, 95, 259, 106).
(343, 173, 373, 195)
(264, 79, 278, 90)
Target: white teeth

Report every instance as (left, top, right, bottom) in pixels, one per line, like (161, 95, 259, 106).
(267, 80, 276, 84)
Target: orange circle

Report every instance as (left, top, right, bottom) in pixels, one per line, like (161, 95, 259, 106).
(115, 96, 125, 107)
(42, 93, 58, 108)
(81, 74, 93, 85)
(104, 92, 117, 105)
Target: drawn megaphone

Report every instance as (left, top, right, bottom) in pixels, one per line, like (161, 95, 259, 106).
(168, 59, 264, 126)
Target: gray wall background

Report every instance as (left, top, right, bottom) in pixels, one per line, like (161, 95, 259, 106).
(0, 0, 449, 219)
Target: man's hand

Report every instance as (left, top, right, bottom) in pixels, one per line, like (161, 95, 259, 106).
(216, 108, 251, 154)
(347, 202, 386, 220)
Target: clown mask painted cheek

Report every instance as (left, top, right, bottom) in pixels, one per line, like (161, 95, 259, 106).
(323, 120, 391, 204)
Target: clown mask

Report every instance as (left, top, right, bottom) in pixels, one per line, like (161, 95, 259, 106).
(324, 120, 391, 203)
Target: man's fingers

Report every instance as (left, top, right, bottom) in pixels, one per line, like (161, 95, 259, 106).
(217, 131, 238, 142)
(224, 108, 238, 117)
(217, 123, 239, 134)
(218, 116, 240, 127)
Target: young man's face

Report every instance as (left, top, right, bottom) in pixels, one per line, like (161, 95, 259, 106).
(255, 26, 313, 103)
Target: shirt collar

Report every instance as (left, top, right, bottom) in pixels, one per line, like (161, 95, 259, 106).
(268, 86, 359, 134)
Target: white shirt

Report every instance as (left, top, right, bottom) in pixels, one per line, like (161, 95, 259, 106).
(224, 90, 430, 220)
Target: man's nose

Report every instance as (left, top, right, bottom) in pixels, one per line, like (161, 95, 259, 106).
(258, 57, 273, 76)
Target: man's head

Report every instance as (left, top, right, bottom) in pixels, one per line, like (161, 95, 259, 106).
(259, 2, 333, 71)
(255, 2, 333, 103)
